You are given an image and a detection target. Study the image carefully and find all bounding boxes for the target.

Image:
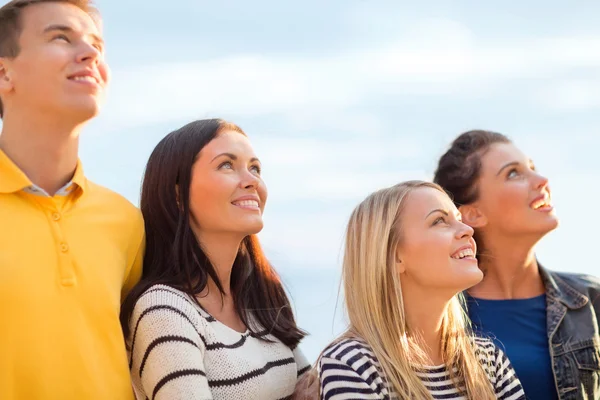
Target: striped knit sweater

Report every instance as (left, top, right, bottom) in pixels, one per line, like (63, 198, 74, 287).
(318, 337, 526, 400)
(128, 285, 310, 400)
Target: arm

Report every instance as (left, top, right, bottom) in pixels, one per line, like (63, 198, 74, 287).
(130, 291, 213, 400)
(318, 356, 384, 400)
(493, 347, 527, 400)
(121, 213, 145, 301)
(294, 346, 312, 378)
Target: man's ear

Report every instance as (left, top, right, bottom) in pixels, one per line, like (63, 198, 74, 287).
(0, 58, 14, 95)
(458, 203, 487, 228)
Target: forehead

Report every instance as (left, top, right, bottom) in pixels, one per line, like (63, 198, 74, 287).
(20, 2, 100, 37)
(480, 142, 528, 174)
(198, 130, 255, 160)
(403, 187, 456, 219)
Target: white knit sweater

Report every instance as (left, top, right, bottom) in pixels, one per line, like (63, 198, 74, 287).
(128, 285, 310, 400)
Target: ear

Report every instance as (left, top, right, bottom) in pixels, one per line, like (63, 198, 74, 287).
(0, 59, 14, 94)
(458, 203, 487, 228)
(395, 246, 406, 274)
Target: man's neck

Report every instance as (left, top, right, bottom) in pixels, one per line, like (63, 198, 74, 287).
(0, 112, 84, 196)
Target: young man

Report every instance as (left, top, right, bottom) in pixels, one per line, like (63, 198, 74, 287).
(0, 1, 144, 399)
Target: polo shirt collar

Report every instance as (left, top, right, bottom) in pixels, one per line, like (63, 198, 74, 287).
(0, 149, 87, 196)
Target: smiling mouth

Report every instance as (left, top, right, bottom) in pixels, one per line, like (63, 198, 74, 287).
(232, 200, 260, 209)
(450, 248, 475, 260)
(530, 198, 552, 210)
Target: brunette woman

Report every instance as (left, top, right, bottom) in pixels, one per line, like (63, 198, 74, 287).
(121, 119, 310, 399)
(434, 130, 600, 400)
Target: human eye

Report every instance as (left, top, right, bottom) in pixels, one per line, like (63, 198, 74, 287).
(53, 34, 70, 42)
(433, 216, 446, 225)
(218, 161, 233, 170)
(250, 164, 261, 175)
(506, 168, 519, 179)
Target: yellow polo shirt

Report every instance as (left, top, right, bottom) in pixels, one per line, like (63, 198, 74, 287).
(0, 149, 145, 400)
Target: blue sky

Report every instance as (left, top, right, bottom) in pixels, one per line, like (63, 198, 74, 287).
(3, 0, 599, 360)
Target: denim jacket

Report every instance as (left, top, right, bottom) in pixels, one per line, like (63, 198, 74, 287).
(540, 266, 600, 399)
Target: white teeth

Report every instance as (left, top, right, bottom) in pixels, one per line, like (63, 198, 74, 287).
(531, 199, 550, 209)
(71, 76, 96, 83)
(451, 248, 474, 259)
(233, 200, 259, 208)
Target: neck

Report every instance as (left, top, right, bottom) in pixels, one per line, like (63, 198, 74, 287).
(0, 110, 85, 195)
(469, 232, 545, 299)
(196, 232, 243, 300)
(402, 281, 451, 366)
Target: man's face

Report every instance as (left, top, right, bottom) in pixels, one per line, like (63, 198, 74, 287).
(0, 2, 109, 121)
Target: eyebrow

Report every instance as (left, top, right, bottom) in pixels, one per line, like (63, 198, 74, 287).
(211, 152, 260, 164)
(496, 159, 534, 176)
(426, 209, 449, 219)
(43, 24, 104, 47)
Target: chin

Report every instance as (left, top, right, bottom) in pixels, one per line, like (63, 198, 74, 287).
(64, 98, 101, 120)
(242, 221, 264, 236)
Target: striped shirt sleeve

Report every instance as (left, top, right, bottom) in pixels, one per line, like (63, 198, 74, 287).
(492, 346, 527, 400)
(318, 340, 387, 400)
(129, 289, 213, 400)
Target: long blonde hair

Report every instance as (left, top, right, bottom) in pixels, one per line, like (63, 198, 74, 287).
(339, 180, 495, 399)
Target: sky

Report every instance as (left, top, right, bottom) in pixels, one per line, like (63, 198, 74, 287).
(2, 0, 600, 360)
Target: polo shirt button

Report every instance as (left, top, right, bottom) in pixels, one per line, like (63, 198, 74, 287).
(52, 212, 61, 221)
(60, 243, 69, 252)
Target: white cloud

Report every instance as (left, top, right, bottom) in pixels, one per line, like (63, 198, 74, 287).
(97, 20, 600, 131)
(535, 79, 600, 111)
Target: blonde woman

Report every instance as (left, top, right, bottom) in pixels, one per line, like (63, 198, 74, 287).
(318, 181, 526, 400)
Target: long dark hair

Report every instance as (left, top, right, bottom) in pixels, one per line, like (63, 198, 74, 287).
(120, 118, 306, 348)
(433, 129, 510, 256)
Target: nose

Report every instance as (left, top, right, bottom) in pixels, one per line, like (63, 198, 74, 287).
(76, 41, 101, 64)
(455, 221, 474, 240)
(532, 171, 549, 191)
(240, 169, 260, 190)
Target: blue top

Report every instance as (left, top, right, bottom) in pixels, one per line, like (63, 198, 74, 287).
(466, 294, 558, 400)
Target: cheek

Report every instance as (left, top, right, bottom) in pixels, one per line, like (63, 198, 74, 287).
(99, 60, 110, 84)
(403, 232, 451, 273)
(258, 181, 268, 210)
(188, 177, 229, 224)
(491, 184, 529, 222)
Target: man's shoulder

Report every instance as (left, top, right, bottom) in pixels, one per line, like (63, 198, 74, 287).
(86, 180, 142, 220)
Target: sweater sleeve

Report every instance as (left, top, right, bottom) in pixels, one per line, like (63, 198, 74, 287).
(129, 288, 213, 400)
(293, 346, 312, 378)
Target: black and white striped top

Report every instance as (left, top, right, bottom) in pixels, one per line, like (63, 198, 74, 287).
(318, 337, 526, 400)
(128, 285, 310, 400)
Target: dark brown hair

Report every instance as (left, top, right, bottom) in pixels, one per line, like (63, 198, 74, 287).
(433, 130, 510, 256)
(0, 0, 97, 117)
(434, 130, 511, 206)
(120, 119, 306, 348)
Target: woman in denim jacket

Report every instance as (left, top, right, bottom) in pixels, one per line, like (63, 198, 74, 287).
(434, 130, 600, 400)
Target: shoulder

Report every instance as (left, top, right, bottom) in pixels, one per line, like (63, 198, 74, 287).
(321, 337, 377, 365)
(473, 337, 506, 368)
(319, 337, 389, 397)
(85, 180, 144, 226)
(131, 284, 200, 323)
(552, 270, 600, 295)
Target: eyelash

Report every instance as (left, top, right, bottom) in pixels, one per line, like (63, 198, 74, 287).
(54, 34, 70, 42)
(433, 216, 446, 225)
(218, 161, 261, 174)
